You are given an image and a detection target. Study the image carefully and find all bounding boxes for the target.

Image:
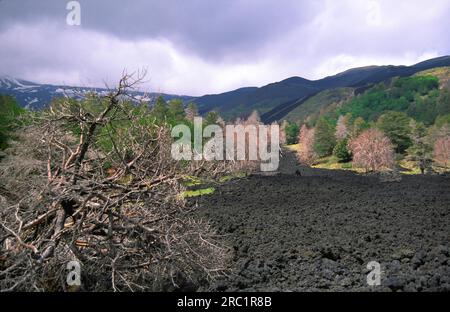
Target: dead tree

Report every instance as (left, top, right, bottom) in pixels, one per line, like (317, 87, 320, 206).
(0, 72, 229, 291)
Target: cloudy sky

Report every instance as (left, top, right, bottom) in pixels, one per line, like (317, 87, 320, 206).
(0, 0, 449, 95)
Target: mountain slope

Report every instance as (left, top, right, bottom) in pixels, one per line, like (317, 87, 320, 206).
(284, 88, 354, 124)
(0, 76, 193, 110)
(282, 65, 450, 127)
(313, 67, 450, 127)
(192, 56, 450, 122)
(261, 56, 450, 123)
(2, 56, 450, 117)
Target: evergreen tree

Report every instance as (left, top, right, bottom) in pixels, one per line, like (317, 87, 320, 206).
(151, 96, 168, 121)
(333, 138, 352, 163)
(0, 95, 24, 150)
(282, 121, 300, 145)
(350, 117, 368, 138)
(407, 120, 432, 174)
(167, 99, 185, 121)
(204, 111, 219, 126)
(377, 111, 412, 154)
(313, 117, 336, 157)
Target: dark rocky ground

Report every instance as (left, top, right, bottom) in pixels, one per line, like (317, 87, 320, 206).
(191, 151, 450, 292)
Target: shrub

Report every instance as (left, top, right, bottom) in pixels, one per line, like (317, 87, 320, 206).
(333, 138, 352, 163)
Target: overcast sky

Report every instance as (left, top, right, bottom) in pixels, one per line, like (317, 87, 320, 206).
(0, 0, 449, 95)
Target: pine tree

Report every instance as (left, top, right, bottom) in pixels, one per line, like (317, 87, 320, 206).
(333, 138, 352, 163)
(351, 117, 368, 138)
(377, 111, 412, 154)
(204, 111, 219, 126)
(168, 99, 185, 121)
(151, 96, 168, 121)
(407, 120, 432, 174)
(313, 117, 336, 157)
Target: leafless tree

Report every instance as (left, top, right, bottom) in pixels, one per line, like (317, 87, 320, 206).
(335, 115, 349, 140)
(297, 125, 316, 165)
(434, 135, 450, 170)
(0, 73, 230, 292)
(349, 128, 395, 172)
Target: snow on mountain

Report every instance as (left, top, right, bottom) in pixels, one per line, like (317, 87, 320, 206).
(0, 76, 193, 109)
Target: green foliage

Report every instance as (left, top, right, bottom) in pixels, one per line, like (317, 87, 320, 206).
(181, 187, 216, 198)
(167, 99, 185, 122)
(350, 117, 369, 138)
(333, 138, 352, 163)
(436, 89, 450, 116)
(151, 96, 169, 122)
(377, 111, 412, 153)
(407, 120, 432, 173)
(284, 122, 299, 145)
(392, 75, 439, 95)
(313, 117, 336, 157)
(0, 95, 24, 150)
(435, 113, 450, 128)
(204, 111, 219, 126)
(336, 76, 440, 124)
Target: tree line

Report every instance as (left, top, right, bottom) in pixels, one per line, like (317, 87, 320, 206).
(296, 110, 450, 173)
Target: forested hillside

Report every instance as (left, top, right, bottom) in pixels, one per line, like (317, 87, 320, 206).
(290, 67, 450, 174)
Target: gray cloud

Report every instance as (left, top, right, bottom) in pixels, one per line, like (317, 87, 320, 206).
(0, 0, 321, 61)
(0, 0, 449, 95)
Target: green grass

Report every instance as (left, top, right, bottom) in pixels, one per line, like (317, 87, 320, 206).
(398, 159, 422, 175)
(181, 187, 216, 198)
(181, 176, 204, 187)
(312, 156, 366, 173)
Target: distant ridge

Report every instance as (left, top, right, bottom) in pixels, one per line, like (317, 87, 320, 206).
(191, 55, 450, 122)
(1, 56, 449, 116)
(0, 76, 193, 110)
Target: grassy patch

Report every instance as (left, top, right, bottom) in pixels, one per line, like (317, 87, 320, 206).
(312, 156, 340, 169)
(312, 156, 366, 172)
(398, 159, 421, 175)
(181, 175, 204, 187)
(181, 187, 216, 198)
(285, 144, 300, 152)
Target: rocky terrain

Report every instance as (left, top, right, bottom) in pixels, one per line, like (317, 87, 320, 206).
(192, 151, 450, 292)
